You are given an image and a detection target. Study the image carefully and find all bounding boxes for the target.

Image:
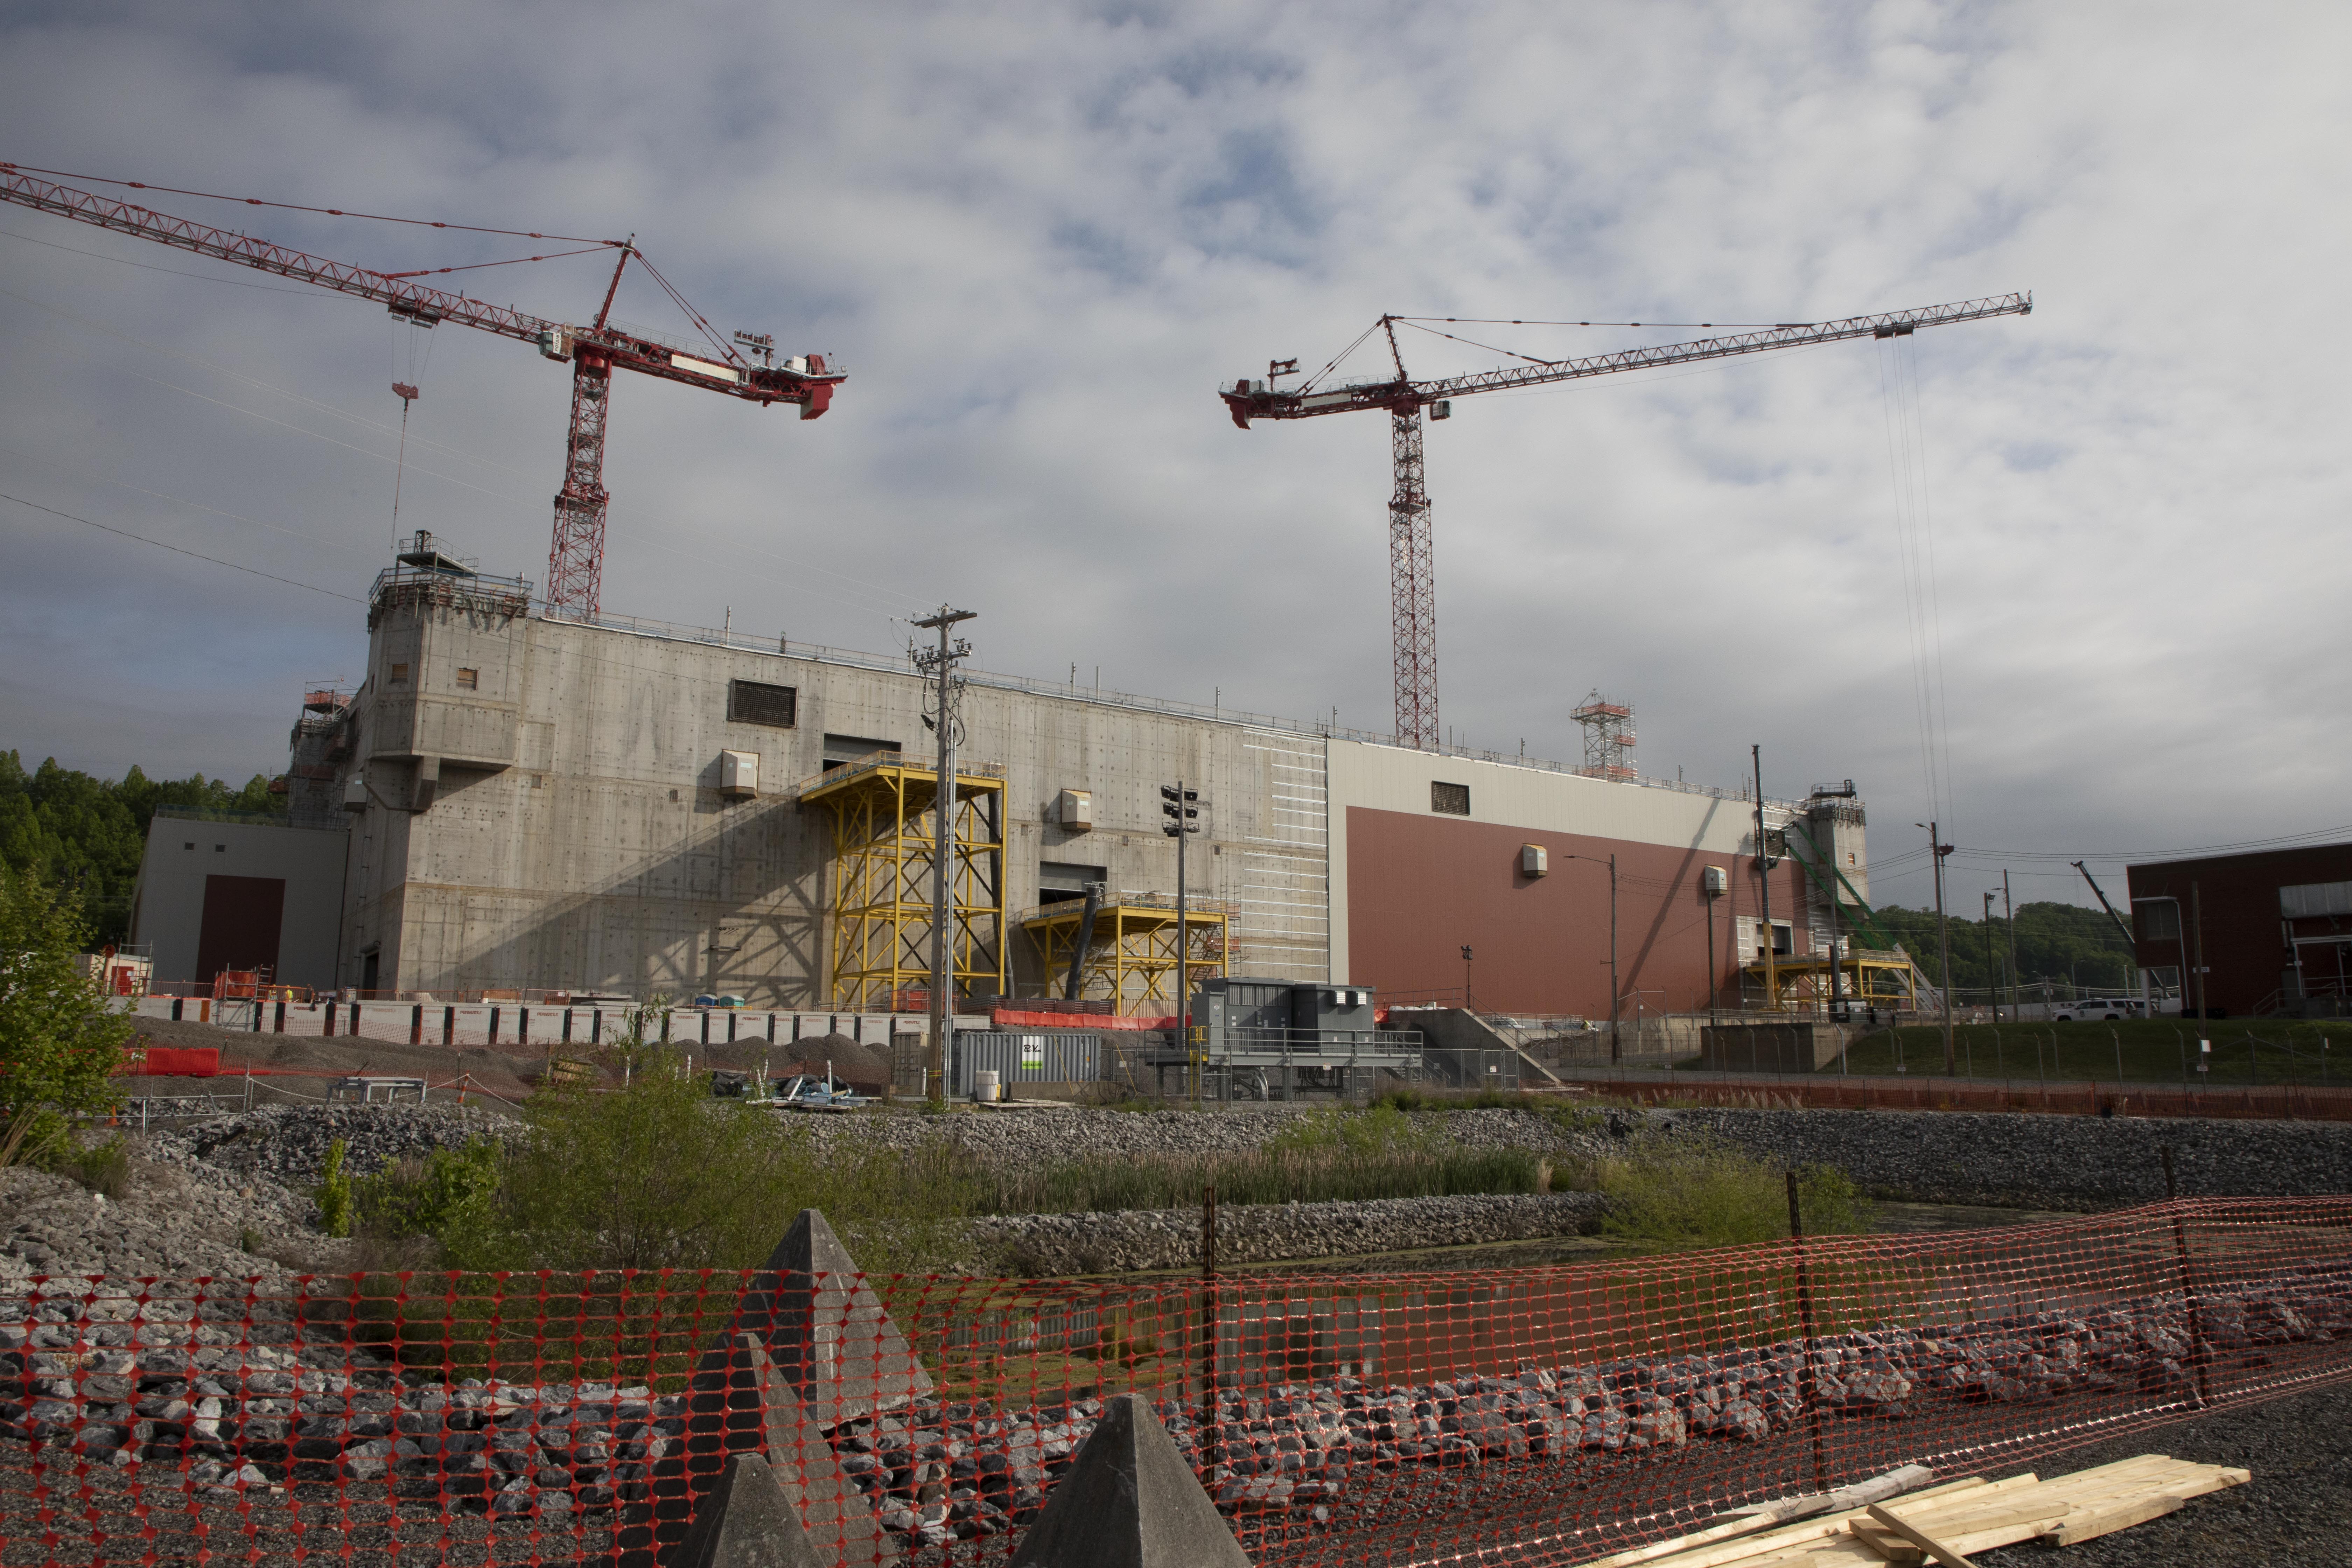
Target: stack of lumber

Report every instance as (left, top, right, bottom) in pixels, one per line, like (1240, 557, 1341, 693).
(1590, 1455, 2248, 1568)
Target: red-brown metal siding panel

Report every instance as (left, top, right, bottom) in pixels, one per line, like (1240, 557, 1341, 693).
(2128, 843, 2352, 1016)
(1345, 806, 1816, 1016)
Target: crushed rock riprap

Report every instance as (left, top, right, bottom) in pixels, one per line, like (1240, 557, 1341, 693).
(5, 1266, 2346, 1548)
(971, 1191, 1612, 1274)
(152, 1103, 520, 1188)
(806, 1101, 2352, 1210)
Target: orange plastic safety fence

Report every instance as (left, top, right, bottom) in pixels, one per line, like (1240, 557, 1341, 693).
(6, 1198, 2351, 1568)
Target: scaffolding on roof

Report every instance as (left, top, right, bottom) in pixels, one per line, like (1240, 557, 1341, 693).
(797, 753, 1006, 1012)
(1571, 690, 1637, 781)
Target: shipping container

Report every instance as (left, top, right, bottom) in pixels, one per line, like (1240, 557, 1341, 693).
(949, 1030, 1102, 1096)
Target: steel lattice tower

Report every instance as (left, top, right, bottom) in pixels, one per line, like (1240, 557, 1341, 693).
(1572, 691, 1637, 780)
(1388, 406, 1439, 751)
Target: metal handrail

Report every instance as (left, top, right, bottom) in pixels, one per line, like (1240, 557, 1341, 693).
(790, 750, 1007, 800)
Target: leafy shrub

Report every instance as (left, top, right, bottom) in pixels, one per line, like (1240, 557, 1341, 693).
(441, 1059, 974, 1275)
(0, 864, 133, 1166)
(52, 1135, 132, 1198)
(316, 1139, 354, 1238)
(353, 1141, 501, 1242)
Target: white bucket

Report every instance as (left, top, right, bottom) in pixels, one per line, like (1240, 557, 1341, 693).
(974, 1069, 1001, 1103)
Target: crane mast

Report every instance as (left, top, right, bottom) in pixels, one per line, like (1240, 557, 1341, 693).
(1223, 292, 2031, 751)
(0, 164, 845, 615)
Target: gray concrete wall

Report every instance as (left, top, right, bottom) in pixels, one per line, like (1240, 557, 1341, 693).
(317, 583, 1868, 1011)
(330, 597, 1332, 1005)
(130, 817, 349, 990)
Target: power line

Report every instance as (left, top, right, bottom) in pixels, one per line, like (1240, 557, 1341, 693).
(1, 490, 365, 601)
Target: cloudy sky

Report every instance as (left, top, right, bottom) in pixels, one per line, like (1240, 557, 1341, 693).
(2, 1, 2346, 913)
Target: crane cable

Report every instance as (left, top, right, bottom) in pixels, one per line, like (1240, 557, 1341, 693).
(386, 311, 440, 548)
(0, 161, 621, 245)
(1878, 330, 1956, 841)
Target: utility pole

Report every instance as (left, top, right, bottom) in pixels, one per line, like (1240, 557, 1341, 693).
(1918, 821, 1956, 1075)
(1753, 747, 1777, 1012)
(913, 606, 976, 1106)
(1982, 892, 2000, 1023)
(2003, 870, 2019, 1023)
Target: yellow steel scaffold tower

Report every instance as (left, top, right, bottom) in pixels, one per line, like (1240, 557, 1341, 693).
(797, 753, 1007, 1011)
(1019, 894, 1233, 1015)
(1740, 948, 1926, 1013)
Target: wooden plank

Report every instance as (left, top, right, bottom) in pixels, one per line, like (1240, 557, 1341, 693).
(1847, 1474, 2038, 1531)
(2040, 1465, 2250, 1546)
(1586, 1466, 1941, 1568)
(1846, 1520, 1919, 1564)
(2038, 1491, 2189, 1546)
(1899, 1497, 2076, 1536)
(1865, 1504, 1980, 1568)
(1595, 1479, 1998, 1568)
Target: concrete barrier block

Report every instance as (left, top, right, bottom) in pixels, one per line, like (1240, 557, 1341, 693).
(670, 1451, 831, 1568)
(739, 1209, 934, 1424)
(1008, 1394, 1251, 1568)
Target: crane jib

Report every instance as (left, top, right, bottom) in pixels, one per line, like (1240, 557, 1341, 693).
(1220, 293, 2030, 424)
(0, 163, 846, 617)
(1214, 289, 2029, 750)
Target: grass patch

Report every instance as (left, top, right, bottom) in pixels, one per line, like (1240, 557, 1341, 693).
(1596, 1129, 1871, 1250)
(49, 1134, 133, 1198)
(1834, 1017, 2352, 1085)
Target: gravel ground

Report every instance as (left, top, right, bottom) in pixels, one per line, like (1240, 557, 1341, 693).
(1978, 1381, 2352, 1567)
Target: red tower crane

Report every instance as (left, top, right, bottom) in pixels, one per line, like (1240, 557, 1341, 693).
(0, 164, 844, 615)
(1221, 293, 2030, 751)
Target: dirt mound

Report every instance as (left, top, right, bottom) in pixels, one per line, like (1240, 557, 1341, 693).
(126, 1014, 541, 1102)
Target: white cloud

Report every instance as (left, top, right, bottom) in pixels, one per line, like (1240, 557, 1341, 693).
(2, 0, 2346, 913)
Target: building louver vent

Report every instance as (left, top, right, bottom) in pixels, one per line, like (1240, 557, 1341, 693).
(728, 679, 798, 728)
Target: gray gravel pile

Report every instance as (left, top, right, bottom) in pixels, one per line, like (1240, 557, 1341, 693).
(12, 1265, 2344, 1547)
(153, 1103, 519, 1189)
(0, 1158, 316, 1288)
(972, 1191, 1611, 1274)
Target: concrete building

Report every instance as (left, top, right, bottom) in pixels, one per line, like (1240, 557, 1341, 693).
(176, 540, 1873, 1018)
(128, 810, 348, 991)
(119, 543, 1863, 1020)
(2130, 842, 2352, 1017)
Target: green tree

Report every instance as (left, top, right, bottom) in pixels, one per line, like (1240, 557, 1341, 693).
(0, 750, 277, 946)
(1869, 900, 2134, 993)
(0, 863, 135, 1165)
